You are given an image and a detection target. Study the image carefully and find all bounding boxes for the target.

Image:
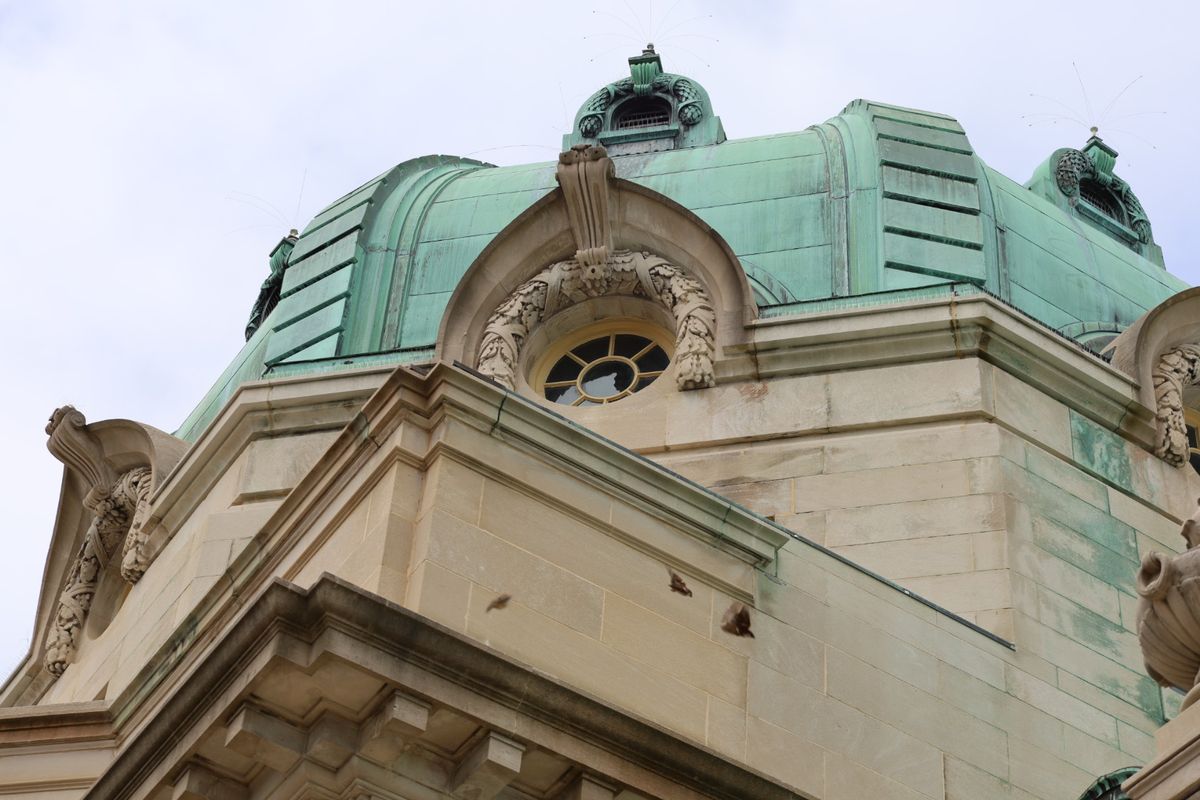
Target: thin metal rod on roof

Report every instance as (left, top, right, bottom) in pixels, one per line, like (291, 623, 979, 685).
(291, 168, 308, 231)
(591, 9, 642, 38)
(582, 32, 641, 42)
(655, 0, 687, 34)
(618, 0, 648, 40)
(1023, 68, 1163, 143)
(587, 43, 637, 63)
(226, 191, 290, 227)
(659, 32, 720, 44)
(658, 41, 711, 68)
(1072, 62, 1098, 124)
(655, 13, 713, 39)
(463, 144, 560, 158)
(1097, 75, 1144, 124)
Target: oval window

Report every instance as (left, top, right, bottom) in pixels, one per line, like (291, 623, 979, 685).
(539, 328, 671, 407)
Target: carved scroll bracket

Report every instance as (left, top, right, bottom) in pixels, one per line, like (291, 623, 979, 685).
(47, 406, 116, 511)
(42, 406, 186, 677)
(556, 145, 615, 269)
(476, 250, 716, 393)
(1152, 344, 1200, 466)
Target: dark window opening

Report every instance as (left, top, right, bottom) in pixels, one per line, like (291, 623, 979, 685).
(614, 98, 671, 130)
(542, 333, 669, 406)
(1188, 423, 1200, 475)
(1075, 330, 1120, 359)
(1079, 178, 1125, 223)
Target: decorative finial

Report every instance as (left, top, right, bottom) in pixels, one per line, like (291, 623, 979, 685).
(288, 228, 298, 238)
(1090, 126, 1099, 137)
(629, 44, 663, 95)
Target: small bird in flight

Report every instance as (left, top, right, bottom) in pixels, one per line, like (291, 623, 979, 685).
(668, 569, 693, 597)
(486, 594, 512, 613)
(720, 602, 754, 638)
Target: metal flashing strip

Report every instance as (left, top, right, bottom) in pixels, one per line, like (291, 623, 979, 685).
(757, 281, 985, 317)
(263, 345, 435, 378)
(758, 280, 1118, 365)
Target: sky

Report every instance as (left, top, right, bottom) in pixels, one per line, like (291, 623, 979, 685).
(0, 0, 1197, 679)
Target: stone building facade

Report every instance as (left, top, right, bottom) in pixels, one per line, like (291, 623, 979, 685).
(3, 48, 1199, 800)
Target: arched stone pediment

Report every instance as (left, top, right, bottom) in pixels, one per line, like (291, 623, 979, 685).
(1107, 287, 1200, 466)
(436, 146, 756, 387)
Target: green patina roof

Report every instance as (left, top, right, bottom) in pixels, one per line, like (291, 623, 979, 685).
(177, 64, 1189, 440)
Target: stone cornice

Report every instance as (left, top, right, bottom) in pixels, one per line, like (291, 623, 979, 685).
(0, 701, 112, 748)
(739, 290, 1154, 449)
(86, 576, 804, 800)
(70, 362, 786, 739)
(435, 363, 789, 566)
(141, 366, 393, 564)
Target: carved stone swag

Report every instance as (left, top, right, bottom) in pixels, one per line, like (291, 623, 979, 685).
(42, 407, 176, 677)
(475, 144, 717, 392)
(476, 250, 717, 391)
(1153, 344, 1200, 467)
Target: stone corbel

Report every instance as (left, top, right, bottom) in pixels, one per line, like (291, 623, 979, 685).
(42, 406, 187, 677)
(449, 731, 525, 800)
(1152, 344, 1200, 467)
(556, 144, 615, 270)
(172, 763, 248, 800)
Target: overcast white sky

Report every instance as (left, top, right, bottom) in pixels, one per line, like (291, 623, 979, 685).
(1, 0, 1197, 679)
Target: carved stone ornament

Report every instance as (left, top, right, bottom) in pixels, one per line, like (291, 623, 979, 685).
(476, 250, 717, 392)
(1135, 499, 1200, 708)
(1054, 147, 1153, 245)
(42, 406, 183, 677)
(556, 144, 615, 268)
(1152, 344, 1200, 466)
(576, 59, 705, 139)
(244, 230, 298, 341)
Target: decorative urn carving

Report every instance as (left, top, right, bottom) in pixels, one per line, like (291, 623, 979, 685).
(1135, 499, 1200, 707)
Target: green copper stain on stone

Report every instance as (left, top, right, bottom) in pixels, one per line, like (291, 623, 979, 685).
(1071, 411, 1135, 495)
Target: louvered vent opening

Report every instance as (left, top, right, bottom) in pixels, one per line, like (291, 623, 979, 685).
(614, 98, 671, 130)
(1079, 178, 1125, 223)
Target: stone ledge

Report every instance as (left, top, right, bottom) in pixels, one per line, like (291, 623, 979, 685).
(86, 575, 808, 800)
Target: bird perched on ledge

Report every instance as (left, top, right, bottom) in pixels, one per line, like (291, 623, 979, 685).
(721, 602, 754, 638)
(669, 569, 693, 597)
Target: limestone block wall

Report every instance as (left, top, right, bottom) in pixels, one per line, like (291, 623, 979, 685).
(341, 391, 1161, 799)
(9, 325, 1199, 799)
(561, 344, 1199, 660)
(658, 417, 1011, 634)
(262, 367, 1194, 798)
